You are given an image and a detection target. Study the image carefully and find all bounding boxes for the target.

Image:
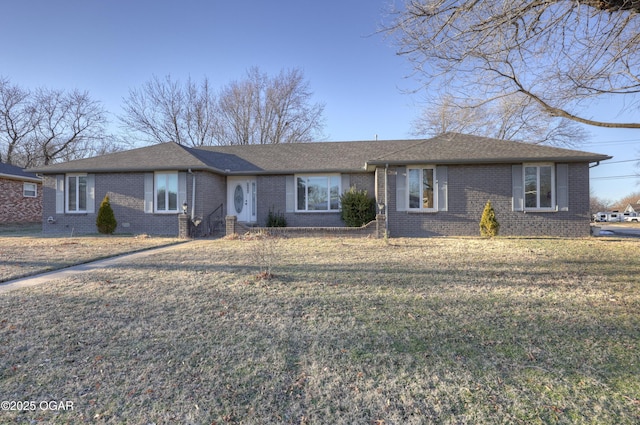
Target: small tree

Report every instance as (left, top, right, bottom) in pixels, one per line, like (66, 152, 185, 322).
(479, 200, 499, 237)
(340, 187, 376, 227)
(96, 195, 117, 235)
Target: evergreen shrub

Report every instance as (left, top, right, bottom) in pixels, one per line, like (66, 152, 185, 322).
(340, 187, 376, 227)
(96, 195, 117, 235)
(479, 200, 499, 237)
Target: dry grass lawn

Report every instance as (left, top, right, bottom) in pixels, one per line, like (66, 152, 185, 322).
(0, 230, 182, 283)
(1, 235, 639, 424)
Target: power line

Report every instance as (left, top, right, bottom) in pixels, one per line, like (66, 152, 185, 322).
(591, 175, 639, 181)
(583, 138, 640, 146)
(600, 158, 640, 165)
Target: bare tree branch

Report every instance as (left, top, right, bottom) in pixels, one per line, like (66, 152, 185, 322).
(33, 88, 108, 165)
(412, 92, 590, 146)
(120, 69, 325, 146)
(1, 77, 111, 167)
(213, 67, 325, 145)
(0, 77, 38, 165)
(386, 0, 640, 129)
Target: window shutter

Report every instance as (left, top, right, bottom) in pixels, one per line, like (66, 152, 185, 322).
(512, 165, 524, 211)
(144, 173, 154, 213)
(86, 174, 95, 213)
(285, 175, 295, 212)
(178, 172, 187, 209)
(396, 167, 407, 211)
(341, 174, 350, 193)
(55, 175, 65, 214)
(436, 166, 448, 212)
(556, 163, 569, 212)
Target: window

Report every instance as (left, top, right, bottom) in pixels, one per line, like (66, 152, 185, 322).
(23, 182, 37, 198)
(524, 164, 554, 210)
(155, 172, 179, 212)
(296, 175, 340, 211)
(408, 167, 436, 211)
(66, 174, 88, 212)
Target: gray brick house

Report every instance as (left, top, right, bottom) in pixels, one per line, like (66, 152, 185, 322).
(28, 133, 611, 237)
(0, 162, 42, 224)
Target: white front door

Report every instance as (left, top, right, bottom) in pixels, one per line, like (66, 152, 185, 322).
(228, 177, 257, 223)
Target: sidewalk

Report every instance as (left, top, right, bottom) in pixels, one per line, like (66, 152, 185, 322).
(0, 243, 188, 293)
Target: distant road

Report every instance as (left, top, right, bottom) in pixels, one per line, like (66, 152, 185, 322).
(596, 224, 640, 238)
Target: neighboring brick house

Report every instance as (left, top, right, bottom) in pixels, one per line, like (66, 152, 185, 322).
(28, 133, 611, 237)
(0, 162, 43, 224)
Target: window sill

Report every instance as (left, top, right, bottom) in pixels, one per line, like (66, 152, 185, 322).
(407, 209, 438, 214)
(294, 210, 341, 214)
(524, 208, 557, 213)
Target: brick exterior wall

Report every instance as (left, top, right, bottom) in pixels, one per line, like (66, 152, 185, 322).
(0, 177, 42, 223)
(255, 173, 375, 228)
(191, 171, 227, 220)
(41, 171, 226, 236)
(384, 163, 591, 237)
(40, 162, 591, 238)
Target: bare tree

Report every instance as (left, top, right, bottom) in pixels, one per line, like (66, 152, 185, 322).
(1, 77, 111, 167)
(121, 75, 187, 145)
(590, 193, 614, 214)
(32, 88, 108, 165)
(413, 93, 590, 146)
(185, 77, 217, 146)
(615, 191, 640, 209)
(386, 1, 640, 129)
(0, 77, 37, 165)
(214, 75, 257, 146)
(121, 69, 325, 146)
(213, 67, 326, 145)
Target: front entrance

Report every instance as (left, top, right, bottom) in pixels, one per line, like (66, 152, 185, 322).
(227, 177, 257, 223)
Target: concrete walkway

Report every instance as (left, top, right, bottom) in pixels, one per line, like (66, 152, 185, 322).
(0, 243, 189, 294)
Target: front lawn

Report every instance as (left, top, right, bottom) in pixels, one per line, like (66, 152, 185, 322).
(1, 237, 639, 424)
(0, 234, 182, 283)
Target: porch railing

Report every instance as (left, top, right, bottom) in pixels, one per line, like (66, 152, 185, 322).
(190, 203, 224, 237)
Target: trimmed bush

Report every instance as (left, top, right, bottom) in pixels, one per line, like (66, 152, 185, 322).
(96, 195, 117, 235)
(479, 200, 499, 237)
(266, 208, 287, 227)
(340, 187, 376, 227)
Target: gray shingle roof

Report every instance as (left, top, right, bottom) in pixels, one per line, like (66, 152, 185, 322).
(0, 162, 41, 182)
(27, 132, 611, 175)
(27, 142, 210, 173)
(365, 133, 612, 167)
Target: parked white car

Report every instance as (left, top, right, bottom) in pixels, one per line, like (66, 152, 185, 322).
(595, 212, 624, 222)
(625, 215, 640, 222)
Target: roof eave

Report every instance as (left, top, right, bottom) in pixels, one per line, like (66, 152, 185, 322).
(226, 167, 368, 176)
(365, 155, 613, 170)
(0, 173, 42, 183)
(29, 165, 223, 174)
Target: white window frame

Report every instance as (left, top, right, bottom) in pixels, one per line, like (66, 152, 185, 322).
(524, 163, 555, 211)
(66, 174, 88, 213)
(295, 174, 341, 212)
(407, 166, 437, 212)
(23, 182, 37, 198)
(154, 171, 179, 213)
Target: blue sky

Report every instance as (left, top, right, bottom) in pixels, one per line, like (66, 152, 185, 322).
(2, 0, 638, 203)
